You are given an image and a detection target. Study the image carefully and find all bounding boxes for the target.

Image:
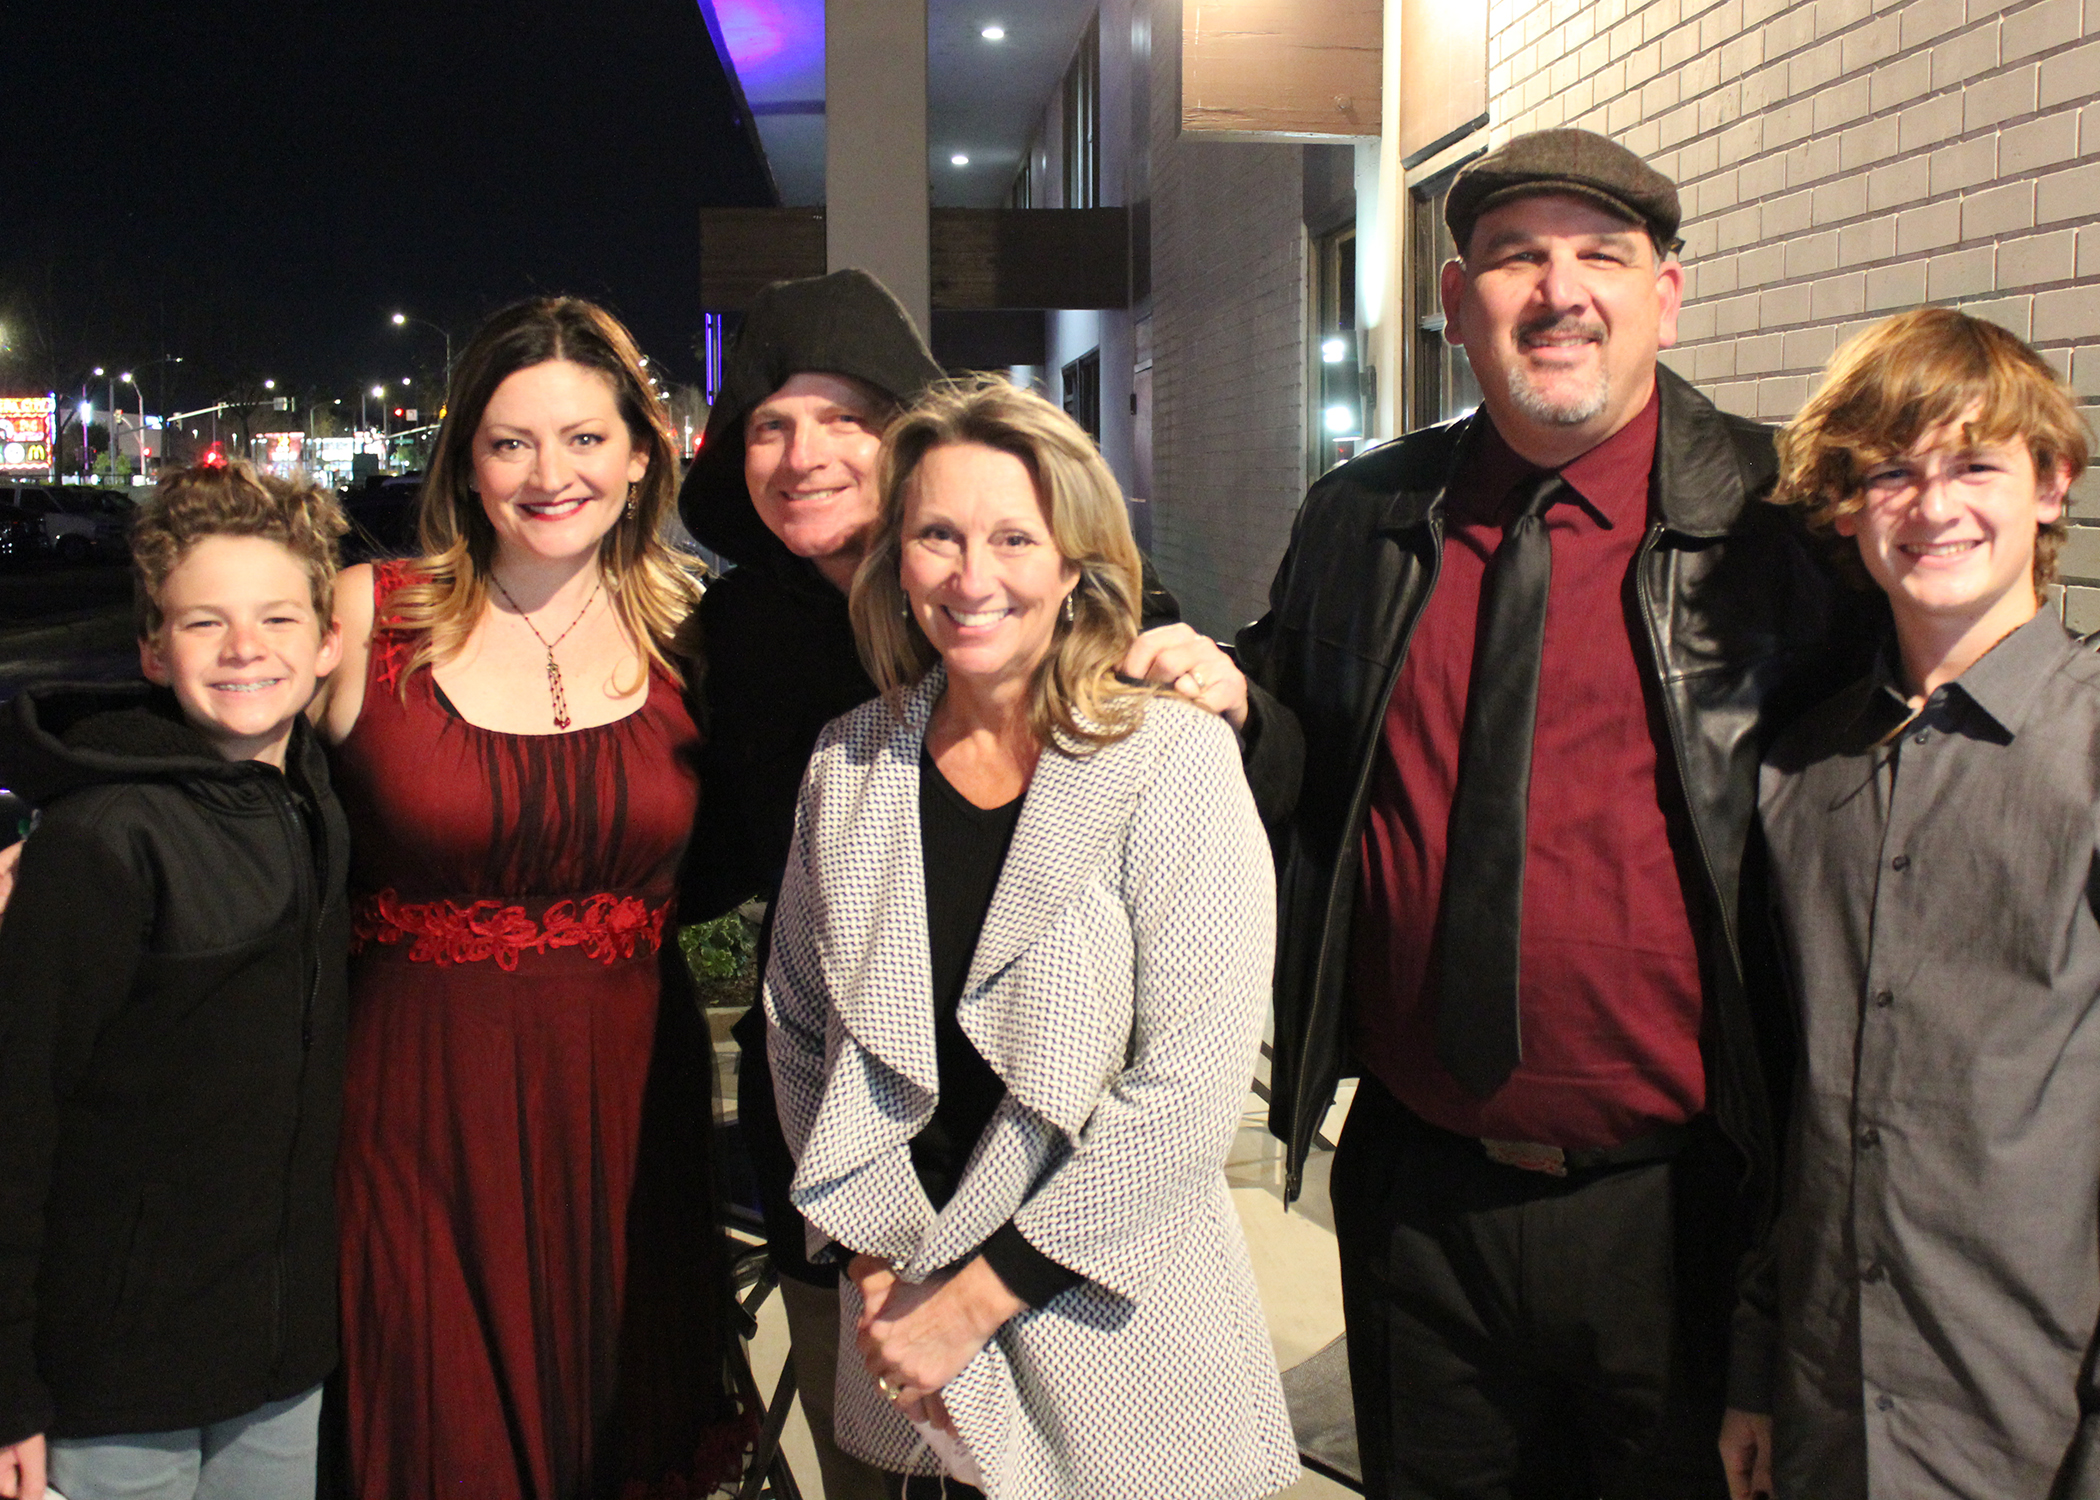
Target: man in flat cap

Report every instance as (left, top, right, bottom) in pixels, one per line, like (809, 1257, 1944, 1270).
(1240, 128, 1865, 1496)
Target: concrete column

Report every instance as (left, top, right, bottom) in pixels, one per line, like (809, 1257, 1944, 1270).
(826, 0, 931, 336)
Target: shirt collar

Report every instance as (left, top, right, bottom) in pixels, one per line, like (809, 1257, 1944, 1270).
(1871, 607, 2078, 740)
(1460, 384, 1662, 532)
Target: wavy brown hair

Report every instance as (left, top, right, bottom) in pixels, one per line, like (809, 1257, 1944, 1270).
(850, 376, 1150, 753)
(1774, 307, 2091, 596)
(382, 296, 701, 690)
(133, 460, 348, 638)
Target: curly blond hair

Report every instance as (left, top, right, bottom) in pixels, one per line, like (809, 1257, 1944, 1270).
(133, 460, 348, 638)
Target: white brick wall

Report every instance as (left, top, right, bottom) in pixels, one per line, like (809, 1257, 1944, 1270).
(1485, 0, 2100, 621)
(1144, 14, 1308, 639)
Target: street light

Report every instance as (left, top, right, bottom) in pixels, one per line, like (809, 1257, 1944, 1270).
(391, 312, 453, 395)
(119, 372, 145, 481)
(134, 355, 183, 453)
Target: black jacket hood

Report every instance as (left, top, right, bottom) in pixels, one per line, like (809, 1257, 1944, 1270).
(1, 681, 324, 806)
(679, 268, 944, 570)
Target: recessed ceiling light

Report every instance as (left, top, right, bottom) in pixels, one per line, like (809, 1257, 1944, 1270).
(951, 153, 971, 166)
(981, 24, 1006, 40)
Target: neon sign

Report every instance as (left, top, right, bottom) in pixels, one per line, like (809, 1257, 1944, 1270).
(0, 395, 55, 475)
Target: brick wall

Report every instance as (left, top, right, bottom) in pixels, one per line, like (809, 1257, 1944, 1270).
(1146, 5, 1308, 638)
(1482, 0, 2100, 620)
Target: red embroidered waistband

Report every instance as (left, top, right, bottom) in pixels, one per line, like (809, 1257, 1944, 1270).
(352, 888, 670, 970)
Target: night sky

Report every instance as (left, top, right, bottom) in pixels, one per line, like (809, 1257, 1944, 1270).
(4, 0, 772, 419)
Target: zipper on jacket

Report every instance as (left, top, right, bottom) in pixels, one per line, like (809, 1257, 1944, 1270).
(1289, 520, 1444, 1203)
(265, 779, 323, 1380)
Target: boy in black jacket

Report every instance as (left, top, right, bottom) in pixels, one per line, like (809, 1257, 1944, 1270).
(0, 462, 350, 1500)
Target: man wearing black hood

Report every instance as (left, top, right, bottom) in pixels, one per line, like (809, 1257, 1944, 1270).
(679, 268, 1299, 1497)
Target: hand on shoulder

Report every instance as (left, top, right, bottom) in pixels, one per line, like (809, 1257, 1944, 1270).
(1120, 623, 1249, 730)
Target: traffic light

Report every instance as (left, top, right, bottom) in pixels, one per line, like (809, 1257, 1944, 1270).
(200, 442, 229, 469)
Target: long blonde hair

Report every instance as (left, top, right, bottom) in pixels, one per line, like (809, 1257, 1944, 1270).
(382, 296, 701, 689)
(850, 376, 1149, 752)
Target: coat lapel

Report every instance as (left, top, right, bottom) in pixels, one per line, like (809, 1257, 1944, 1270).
(812, 672, 942, 1095)
(962, 724, 1146, 994)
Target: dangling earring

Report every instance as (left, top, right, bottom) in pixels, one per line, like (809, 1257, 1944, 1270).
(1061, 591, 1076, 624)
(624, 481, 636, 520)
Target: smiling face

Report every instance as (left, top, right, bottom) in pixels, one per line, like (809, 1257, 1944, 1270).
(1441, 192, 1683, 467)
(140, 534, 342, 768)
(1836, 409, 2072, 648)
(743, 372, 887, 588)
(898, 441, 1080, 699)
(471, 359, 648, 567)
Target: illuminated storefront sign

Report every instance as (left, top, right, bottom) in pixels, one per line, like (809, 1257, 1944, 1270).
(261, 431, 305, 474)
(0, 395, 57, 475)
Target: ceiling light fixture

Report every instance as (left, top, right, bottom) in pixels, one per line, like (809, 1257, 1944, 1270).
(951, 153, 970, 166)
(981, 24, 1006, 40)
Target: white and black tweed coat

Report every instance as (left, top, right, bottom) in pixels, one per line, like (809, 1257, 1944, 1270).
(764, 668, 1300, 1500)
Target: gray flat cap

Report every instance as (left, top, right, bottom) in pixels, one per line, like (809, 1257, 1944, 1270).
(1446, 129, 1682, 253)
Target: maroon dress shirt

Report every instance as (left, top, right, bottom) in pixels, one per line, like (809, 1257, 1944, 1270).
(1349, 387, 1707, 1150)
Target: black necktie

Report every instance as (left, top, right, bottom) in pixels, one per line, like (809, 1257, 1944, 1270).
(1433, 471, 1566, 1099)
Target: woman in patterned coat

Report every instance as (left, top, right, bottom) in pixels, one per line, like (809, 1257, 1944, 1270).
(763, 377, 1301, 1500)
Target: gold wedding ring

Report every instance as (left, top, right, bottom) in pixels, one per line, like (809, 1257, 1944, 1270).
(877, 1376, 902, 1401)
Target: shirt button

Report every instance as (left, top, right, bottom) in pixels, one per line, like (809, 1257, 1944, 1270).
(1891, 854, 1911, 871)
(1876, 1394, 1896, 1412)
(1913, 731, 1929, 745)
(1862, 1260, 1887, 1283)
(1872, 989, 1894, 1008)
(1859, 1125, 1881, 1149)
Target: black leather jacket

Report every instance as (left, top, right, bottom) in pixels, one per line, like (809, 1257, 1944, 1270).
(1239, 368, 1871, 1212)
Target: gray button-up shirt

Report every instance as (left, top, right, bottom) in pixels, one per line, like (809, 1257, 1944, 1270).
(1749, 610, 2100, 1500)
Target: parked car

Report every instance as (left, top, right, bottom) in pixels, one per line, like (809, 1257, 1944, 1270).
(0, 485, 96, 561)
(0, 500, 38, 564)
(341, 473, 421, 562)
(55, 485, 134, 556)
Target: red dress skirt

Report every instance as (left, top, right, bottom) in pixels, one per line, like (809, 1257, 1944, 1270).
(331, 565, 737, 1498)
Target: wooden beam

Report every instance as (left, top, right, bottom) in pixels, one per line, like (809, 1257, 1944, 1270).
(1181, 0, 1382, 142)
(1401, 0, 1488, 165)
(699, 207, 1129, 312)
(699, 208, 826, 311)
(931, 208, 1130, 311)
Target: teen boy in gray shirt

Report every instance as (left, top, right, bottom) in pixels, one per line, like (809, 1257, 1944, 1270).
(1721, 307, 2098, 1500)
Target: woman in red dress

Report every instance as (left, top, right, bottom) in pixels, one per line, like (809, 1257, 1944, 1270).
(314, 298, 739, 1498)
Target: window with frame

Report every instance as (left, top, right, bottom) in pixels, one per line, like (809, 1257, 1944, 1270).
(1061, 14, 1101, 210)
(1062, 349, 1102, 443)
(1308, 222, 1361, 476)
(1407, 168, 1482, 433)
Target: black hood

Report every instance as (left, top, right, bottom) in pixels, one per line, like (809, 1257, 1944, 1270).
(679, 268, 945, 569)
(0, 681, 315, 806)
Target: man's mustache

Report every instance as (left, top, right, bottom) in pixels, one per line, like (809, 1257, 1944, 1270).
(1515, 314, 1607, 347)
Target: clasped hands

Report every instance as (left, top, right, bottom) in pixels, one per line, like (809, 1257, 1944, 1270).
(847, 1253, 1026, 1437)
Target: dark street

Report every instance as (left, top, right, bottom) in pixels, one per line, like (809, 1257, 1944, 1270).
(0, 561, 137, 703)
